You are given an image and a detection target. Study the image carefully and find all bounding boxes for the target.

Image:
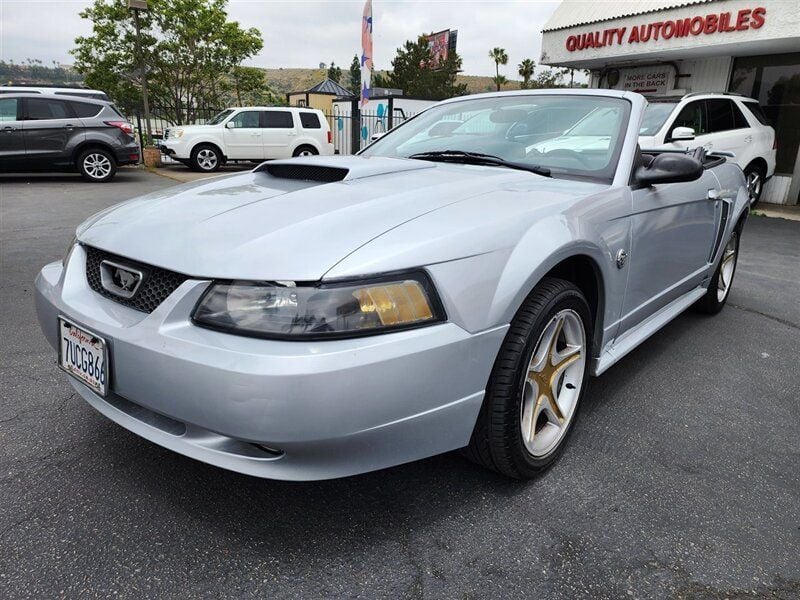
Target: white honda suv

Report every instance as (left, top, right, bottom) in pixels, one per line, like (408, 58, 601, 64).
(161, 107, 334, 172)
(638, 92, 776, 205)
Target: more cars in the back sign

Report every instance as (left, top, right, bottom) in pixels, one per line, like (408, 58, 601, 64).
(35, 89, 749, 481)
(159, 106, 335, 172)
(0, 93, 139, 182)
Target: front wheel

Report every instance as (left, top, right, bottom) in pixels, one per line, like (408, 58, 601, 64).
(744, 164, 766, 206)
(695, 230, 740, 314)
(78, 148, 117, 183)
(191, 145, 222, 172)
(464, 277, 592, 479)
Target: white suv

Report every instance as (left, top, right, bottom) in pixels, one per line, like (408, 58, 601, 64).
(638, 93, 776, 204)
(161, 107, 334, 172)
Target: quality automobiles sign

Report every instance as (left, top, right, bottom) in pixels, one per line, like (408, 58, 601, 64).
(565, 6, 766, 52)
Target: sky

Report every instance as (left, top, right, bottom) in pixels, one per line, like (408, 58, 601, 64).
(0, 0, 561, 78)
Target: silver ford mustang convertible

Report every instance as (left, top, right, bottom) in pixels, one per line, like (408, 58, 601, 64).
(35, 90, 748, 480)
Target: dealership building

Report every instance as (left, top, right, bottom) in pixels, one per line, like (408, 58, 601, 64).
(540, 0, 800, 205)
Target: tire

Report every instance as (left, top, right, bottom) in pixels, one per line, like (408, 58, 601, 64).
(292, 145, 319, 157)
(694, 229, 740, 314)
(190, 144, 222, 172)
(464, 277, 592, 479)
(744, 163, 766, 207)
(77, 148, 117, 183)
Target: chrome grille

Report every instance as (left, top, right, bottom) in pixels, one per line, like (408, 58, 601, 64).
(84, 245, 189, 313)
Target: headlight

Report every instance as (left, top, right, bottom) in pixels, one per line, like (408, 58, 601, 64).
(172, 129, 184, 138)
(62, 236, 77, 266)
(192, 272, 445, 339)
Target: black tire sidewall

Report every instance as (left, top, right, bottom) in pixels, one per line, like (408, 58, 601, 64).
(78, 149, 116, 183)
(292, 145, 319, 157)
(487, 280, 593, 477)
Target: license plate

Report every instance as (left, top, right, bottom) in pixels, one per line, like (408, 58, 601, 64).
(58, 317, 109, 396)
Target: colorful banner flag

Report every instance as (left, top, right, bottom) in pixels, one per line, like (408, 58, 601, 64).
(360, 0, 373, 108)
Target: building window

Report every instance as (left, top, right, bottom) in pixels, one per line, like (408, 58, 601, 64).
(730, 52, 800, 175)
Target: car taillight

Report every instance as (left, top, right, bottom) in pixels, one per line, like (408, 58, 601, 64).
(327, 131, 332, 144)
(105, 120, 134, 136)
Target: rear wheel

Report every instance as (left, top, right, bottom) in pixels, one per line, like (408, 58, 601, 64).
(695, 230, 739, 314)
(77, 148, 116, 183)
(464, 278, 592, 479)
(744, 163, 766, 206)
(191, 144, 222, 172)
(292, 145, 318, 157)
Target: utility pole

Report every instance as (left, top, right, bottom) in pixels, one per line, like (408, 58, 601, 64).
(128, 0, 152, 144)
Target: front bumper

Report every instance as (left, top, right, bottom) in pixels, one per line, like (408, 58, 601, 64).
(35, 246, 506, 480)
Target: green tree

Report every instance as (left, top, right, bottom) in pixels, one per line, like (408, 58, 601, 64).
(518, 58, 535, 89)
(72, 0, 263, 125)
(348, 54, 361, 96)
(492, 74, 508, 91)
(327, 61, 342, 83)
(531, 67, 565, 89)
(373, 35, 467, 100)
(228, 66, 280, 106)
(489, 47, 508, 91)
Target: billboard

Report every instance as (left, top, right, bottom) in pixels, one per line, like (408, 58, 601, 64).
(424, 29, 458, 68)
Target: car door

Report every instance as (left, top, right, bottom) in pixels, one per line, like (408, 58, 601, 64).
(261, 110, 297, 159)
(702, 99, 752, 167)
(222, 110, 264, 159)
(0, 97, 26, 169)
(620, 161, 720, 332)
(21, 97, 76, 165)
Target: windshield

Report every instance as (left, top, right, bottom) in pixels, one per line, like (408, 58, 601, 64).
(639, 101, 678, 136)
(206, 109, 235, 125)
(361, 95, 630, 182)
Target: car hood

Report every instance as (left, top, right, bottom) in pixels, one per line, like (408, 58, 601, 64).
(167, 124, 219, 134)
(77, 156, 604, 281)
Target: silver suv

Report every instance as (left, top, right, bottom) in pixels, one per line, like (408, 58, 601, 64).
(0, 94, 139, 182)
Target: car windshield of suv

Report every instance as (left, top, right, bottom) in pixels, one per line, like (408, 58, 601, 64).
(639, 101, 679, 136)
(206, 109, 234, 125)
(360, 95, 630, 182)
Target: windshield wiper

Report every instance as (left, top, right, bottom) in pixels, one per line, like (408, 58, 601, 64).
(407, 150, 551, 177)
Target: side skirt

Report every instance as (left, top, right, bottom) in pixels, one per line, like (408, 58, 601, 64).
(591, 287, 706, 376)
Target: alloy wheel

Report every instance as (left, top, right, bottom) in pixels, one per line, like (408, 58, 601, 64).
(520, 308, 586, 457)
(297, 149, 315, 157)
(746, 171, 762, 202)
(717, 232, 738, 302)
(197, 148, 218, 170)
(83, 153, 112, 180)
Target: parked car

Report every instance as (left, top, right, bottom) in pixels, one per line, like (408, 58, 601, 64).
(160, 106, 334, 172)
(0, 93, 139, 182)
(638, 92, 776, 205)
(35, 89, 748, 481)
(0, 85, 111, 101)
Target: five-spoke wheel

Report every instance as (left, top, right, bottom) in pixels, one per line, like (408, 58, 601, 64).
(78, 148, 117, 183)
(465, 277, 591, 479)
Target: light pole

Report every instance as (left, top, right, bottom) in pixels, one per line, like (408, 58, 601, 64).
(128, 0, 152, 145)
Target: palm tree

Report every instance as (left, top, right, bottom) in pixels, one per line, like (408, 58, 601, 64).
(489, 47, 508, 91)
(518, 58, 535, 89)
(492, 75, 508, 91)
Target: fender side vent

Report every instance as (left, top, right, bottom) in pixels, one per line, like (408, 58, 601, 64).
(260, 164, 348, 182)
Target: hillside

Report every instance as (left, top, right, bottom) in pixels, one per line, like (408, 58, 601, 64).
(261, 68, 522, 96)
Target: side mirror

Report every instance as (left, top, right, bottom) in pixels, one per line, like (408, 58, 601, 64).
(669, 126, 695, 141)
(636, 153, 704, 186)
(225, 121, 235, 129)
(370, 132, 386, 141)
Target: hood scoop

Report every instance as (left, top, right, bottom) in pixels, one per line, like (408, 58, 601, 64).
(257, 163, 348, 182)
(254, 155, 434, 183)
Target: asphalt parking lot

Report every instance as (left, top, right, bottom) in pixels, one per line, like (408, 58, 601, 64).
(1, 169, 798, 599)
